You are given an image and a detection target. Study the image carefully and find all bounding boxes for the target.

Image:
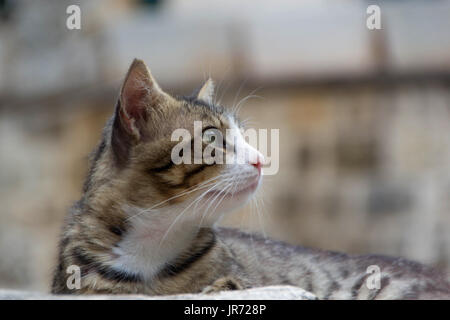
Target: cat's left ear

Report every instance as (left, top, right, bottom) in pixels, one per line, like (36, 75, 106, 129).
(197, 78, 215, 104)
(117, 59, 167, 139)
(112, 59, 167, 166)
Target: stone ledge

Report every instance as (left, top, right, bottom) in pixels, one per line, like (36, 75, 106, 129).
(0, 285, 317, 300)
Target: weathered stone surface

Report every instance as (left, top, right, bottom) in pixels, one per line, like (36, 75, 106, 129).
(0, 286, 317, 300)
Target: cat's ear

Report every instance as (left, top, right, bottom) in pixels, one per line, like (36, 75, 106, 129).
(111, 59, 165, 166)
(117, 58, 166, 139)
(197, 78, 215, 104)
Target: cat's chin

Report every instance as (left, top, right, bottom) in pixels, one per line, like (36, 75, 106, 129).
(205, 180, 259, 199)
(202, 176, 261, 215)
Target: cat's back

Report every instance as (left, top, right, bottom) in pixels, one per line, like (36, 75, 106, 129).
(215, 227, 450, 299)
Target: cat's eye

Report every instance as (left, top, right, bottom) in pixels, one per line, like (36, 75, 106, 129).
(202, 128, 223, 147)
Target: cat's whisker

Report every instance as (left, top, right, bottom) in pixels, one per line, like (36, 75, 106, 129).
(199, 183, 233, 232)
(232, 78, 249, 113)
(196, 182, 226, 228)
(217, 75, 234, 106)
(198, 180, 233, 226)
(197, 182, 232, 232)
(125, 180, 219, 221)
(125, 173, 235, 221)
(211, 181, 235, 216)
(213, 65, 232, 106)
(253, 192, 267, 239)
(203, 181, 234, 224)
(240, 117, 257, 128)
(248, 202, 261, 267)
(234, 94, 264, 116)
(232, 86, 263, 114)
(157, 178, 231, 249)
(189, 179, 234, 229)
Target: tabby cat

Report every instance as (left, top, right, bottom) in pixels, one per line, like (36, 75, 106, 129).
(52, 59, 450, 299)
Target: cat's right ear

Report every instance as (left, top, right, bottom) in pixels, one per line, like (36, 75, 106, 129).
(111, 59, 166, 166)
(197, 78, 215, 105)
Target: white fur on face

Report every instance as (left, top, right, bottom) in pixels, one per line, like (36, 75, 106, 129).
(111, 117, 264, 279)
(208, 117, 264, 212)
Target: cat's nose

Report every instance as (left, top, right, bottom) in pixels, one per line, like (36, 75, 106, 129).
(250, 153, 264, 175)
(251, 160, 262, 175)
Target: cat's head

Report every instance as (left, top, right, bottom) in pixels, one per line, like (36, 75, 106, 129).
(86, 59, 263, 224)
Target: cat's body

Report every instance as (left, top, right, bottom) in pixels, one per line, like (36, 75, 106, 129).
(53, 214, 450, 299)
(52, 59, 450, 299)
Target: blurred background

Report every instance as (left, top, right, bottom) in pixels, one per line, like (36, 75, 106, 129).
(1, 0, 450, 292)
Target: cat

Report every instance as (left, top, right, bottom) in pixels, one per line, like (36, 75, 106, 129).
(51, 59, 450, 299)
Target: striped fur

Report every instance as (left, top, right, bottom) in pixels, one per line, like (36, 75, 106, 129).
(52, 59, 450, 299)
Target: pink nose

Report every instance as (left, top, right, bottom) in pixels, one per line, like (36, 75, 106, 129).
(251, 160, 262, 175)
